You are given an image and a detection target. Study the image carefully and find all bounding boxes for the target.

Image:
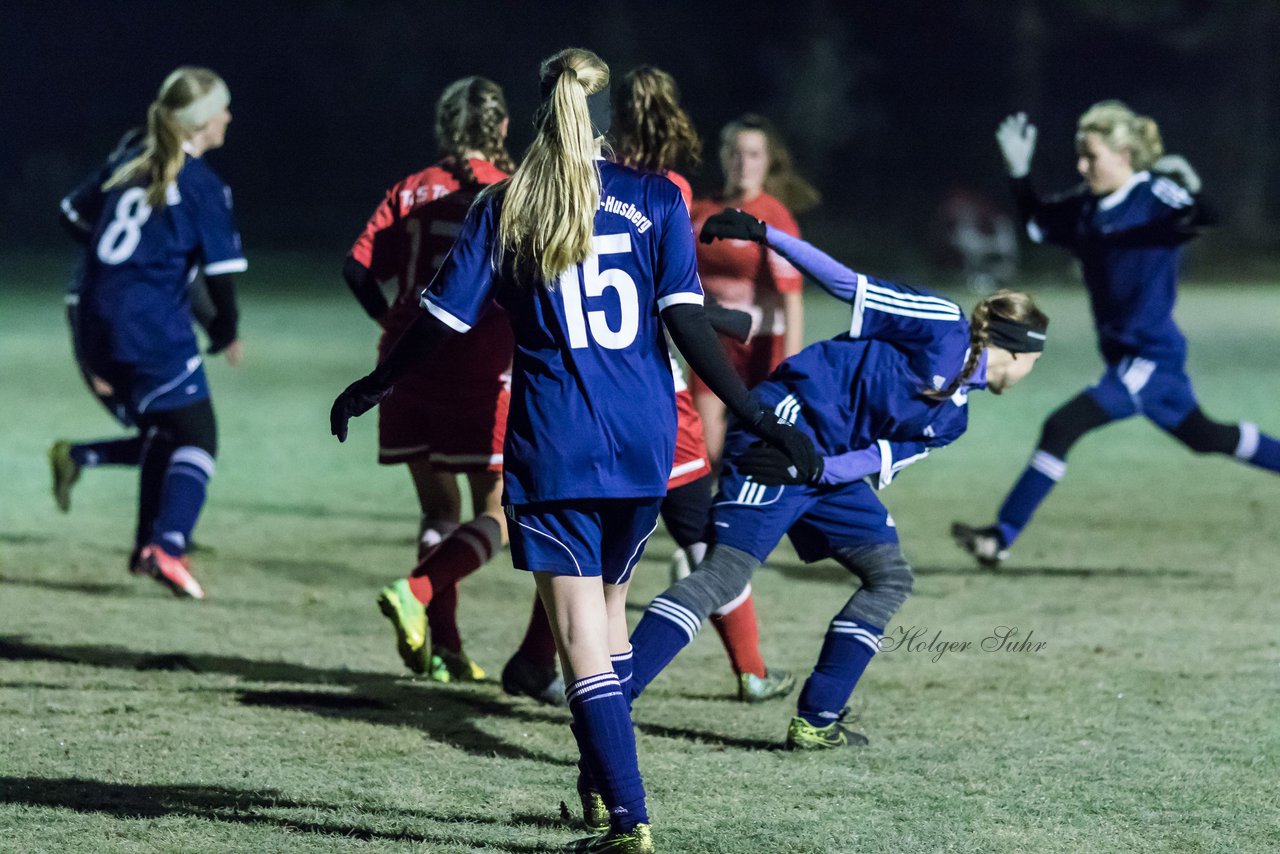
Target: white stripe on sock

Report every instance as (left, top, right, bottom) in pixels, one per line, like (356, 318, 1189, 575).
(1029, 450, 1066, 482)
(1235, 422, 1260, 460)
(650, 597, 701, 641)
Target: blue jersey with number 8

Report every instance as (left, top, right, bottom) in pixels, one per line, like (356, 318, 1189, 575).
(62, 146, 247, 369)
(421, 161, 704, 503)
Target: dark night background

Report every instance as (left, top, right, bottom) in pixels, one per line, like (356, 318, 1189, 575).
(4, 0, 1279, 276)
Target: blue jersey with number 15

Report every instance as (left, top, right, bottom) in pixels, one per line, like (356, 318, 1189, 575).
(62, 146, 247, 369)
(421, 161, 704, 504)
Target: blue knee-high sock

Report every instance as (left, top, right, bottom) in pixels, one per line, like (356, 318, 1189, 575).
(71, 436, 144, 467)
(567, 674, 647, 832)
(797, 618, 882, 727)
(627, 596, 703, 705)
(150, 446, 215, 557)
(995, 450, 1066, 547)
(611, 646, 634, 694)
(1236, 423, 1280, 474)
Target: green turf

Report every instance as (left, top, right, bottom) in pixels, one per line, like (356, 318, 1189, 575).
(2, 258, 1278, 853)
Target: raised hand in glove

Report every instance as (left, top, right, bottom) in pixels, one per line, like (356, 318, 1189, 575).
(995, 112, 1037, 179)
(331, 375, 392, 442)
(746, 412, 823, 484)
(699, 208, 767, 244)
(737, 441, 825, 485)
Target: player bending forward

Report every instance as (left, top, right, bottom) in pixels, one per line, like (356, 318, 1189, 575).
(627, 208, 1049, 749)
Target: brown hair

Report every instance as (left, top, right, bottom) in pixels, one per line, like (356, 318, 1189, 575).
(720, 113, 821, 214)
(1076, 100, 1164, 171)
(435, 76, 515, 185)
(611, 66, 701, 174)
(103, 67, 229, 207)
(497, 48, 610, 284)
(923, 290, 1049, 402)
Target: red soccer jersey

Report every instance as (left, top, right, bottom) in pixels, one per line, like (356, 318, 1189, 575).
(690, 191, 801, 336)
(349, 158, 512, 395)
(665, 170, 694, 212)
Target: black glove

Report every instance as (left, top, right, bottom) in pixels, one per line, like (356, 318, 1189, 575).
(330, 375, 392, 442)
(699, 208, 767, 244)
(205, 315, 237, 355)
(737, 441, 825, 485)
(745, 412, 823, 484)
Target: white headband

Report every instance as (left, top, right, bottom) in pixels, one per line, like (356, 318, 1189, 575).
(173, 79, 230, 129)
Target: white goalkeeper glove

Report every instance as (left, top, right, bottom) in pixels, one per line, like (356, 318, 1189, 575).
(1153, 154, 1201, 194)
(996, 112, 1037, 179)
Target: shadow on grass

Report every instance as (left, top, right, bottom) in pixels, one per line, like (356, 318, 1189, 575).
(0, 636, 572, 768)
(0, 776, 554, 851)
(0, 575, 134, 595)
(911, 564, 1206, 578)
(229, 499, 412, 524)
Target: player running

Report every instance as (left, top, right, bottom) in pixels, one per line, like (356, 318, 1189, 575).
(689, 114, 820, 463)
(500, 66, 795, 707)
(343, 77, 514, 683)
(53, 67, 245, 598)
(331, 48, 817, 854)
(626, 208, 1049, 750)
(954, 103, 1280, 567)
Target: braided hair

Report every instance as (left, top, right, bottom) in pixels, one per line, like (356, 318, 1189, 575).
(922, 290, 1048, 402)
(435, 76, 514, 187)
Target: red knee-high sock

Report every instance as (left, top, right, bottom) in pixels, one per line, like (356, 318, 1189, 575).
(710, 588, 766, 678)
(517, 596, 559, 668)
(406, 515, 503, 606)
(427, 582, 462, 653)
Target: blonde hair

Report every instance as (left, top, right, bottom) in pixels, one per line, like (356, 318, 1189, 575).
(435, 76, 515, 183)
(923, 290, 1049, 402)
(612, 66, 701, 174)
(498, 48, 609, 284)
(1076, 100, 1164, 171)
(104, 67, 229, 207)
(720, 114, 821, 215)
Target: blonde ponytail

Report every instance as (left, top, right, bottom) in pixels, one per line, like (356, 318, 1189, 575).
(104, 66, 230, 207)
(498, 48, 609, 284)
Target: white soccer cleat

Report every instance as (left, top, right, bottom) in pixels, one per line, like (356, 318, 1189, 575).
(950, 522, 1009, 569)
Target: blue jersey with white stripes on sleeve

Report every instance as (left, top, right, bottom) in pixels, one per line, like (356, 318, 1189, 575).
(420, 160, 704, 504)
(754, 276, 977, 485)
(63, 146, 247, 369)
(1020, 171, 1206, 367)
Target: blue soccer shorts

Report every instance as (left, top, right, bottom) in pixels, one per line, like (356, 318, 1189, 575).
(508, 497, 663, 584)
(80, 354, 211, 426)
(1085, 357, 1198, 430)
(713, 430, 899, 564)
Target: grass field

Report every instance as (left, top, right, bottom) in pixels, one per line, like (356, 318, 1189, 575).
(2, 254, 1278, 853)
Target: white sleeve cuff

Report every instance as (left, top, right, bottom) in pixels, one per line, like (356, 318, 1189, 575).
(876, 439, 893, 489)
(657, 291, 704, 311)
(421, 296, 473, 333)
(204, 258, 248, 275)
(849, 274, 869, 337)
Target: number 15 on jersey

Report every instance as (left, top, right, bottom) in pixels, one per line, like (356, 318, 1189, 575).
(557, 233, 639, 351)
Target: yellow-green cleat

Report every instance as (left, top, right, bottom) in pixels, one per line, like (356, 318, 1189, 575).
(377, 579, 427, 674)
(784, 712, 869, 750)
(428, 648, 487, 683)
(565, 822, 653, 853)
(579, 788, 609, 834)
(737, 668, 796, 703)
(48, 441, 81, 513)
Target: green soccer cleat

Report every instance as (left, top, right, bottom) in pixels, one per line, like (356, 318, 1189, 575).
(48, 441, 81, 513)
(737, 668, 797, 703)
(376, 579, 427, 675)
(784, 711, 870, 751)
(579, 787, 609, 834)
(428, 648, 487, 683)
(565, 822, 653, 853)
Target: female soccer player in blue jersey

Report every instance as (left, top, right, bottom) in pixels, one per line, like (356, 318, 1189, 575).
(953, 102, 1280, 567)
(624, 208, 1049, 749)
(55, 67, 245, 599)
(330, 48, 816, 853)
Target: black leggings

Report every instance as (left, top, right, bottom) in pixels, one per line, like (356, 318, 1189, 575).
(660, 473, 714, 549)
(1038, 392, 1239, 459)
